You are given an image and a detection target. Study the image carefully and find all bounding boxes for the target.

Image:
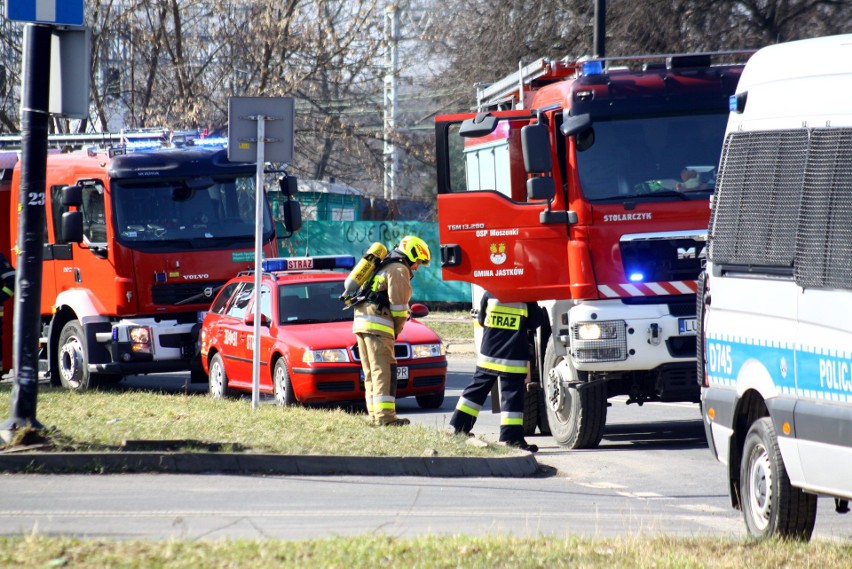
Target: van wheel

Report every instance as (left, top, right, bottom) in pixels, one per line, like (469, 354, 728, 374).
(740, 417, 817, 540)
(208, 353, 231, 399)
(56, 320, 104, 391)
(543, 343, 606, 449)
(273, 359, 297, 406)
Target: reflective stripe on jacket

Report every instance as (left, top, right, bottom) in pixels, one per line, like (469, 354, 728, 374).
(477, 292, 543, 375)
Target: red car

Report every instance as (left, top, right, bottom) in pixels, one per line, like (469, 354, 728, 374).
(200, 255, 447, 408)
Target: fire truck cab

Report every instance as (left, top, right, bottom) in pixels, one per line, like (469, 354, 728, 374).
(436, 53, 747, 448)
(1, 131, 301, 390)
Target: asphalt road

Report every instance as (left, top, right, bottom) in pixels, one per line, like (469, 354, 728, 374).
(0, 356, 849, 541)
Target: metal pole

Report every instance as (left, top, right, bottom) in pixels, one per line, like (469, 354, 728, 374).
(251, 116, 265, 410)
(594, 0, 606, 58)
(1, 24, 51, 441)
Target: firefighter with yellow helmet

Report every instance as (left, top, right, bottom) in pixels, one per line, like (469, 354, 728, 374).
(352, 235, 431, 426)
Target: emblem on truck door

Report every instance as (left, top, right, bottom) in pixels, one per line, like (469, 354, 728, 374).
(489, 243, 507, 265)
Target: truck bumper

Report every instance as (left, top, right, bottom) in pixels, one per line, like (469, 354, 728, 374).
(88, 317, 202, 375)
(564, 298, 696, 373)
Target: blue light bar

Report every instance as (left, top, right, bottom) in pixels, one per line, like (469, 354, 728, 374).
(192, 137, 228, 148)
(628, 272, 645, 282)
(262, 255, 356, 272)
(581, 60, 603, 76)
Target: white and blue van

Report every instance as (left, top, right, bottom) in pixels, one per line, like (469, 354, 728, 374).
(700, 34, 852, 540)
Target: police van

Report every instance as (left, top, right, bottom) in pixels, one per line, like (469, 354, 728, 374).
(700, 34, 852, 540)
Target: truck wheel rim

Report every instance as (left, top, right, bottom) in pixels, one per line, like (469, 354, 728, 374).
(59, 338, 84, 387)
(545, 369, 565, 415)
(747, 442, 772, 531)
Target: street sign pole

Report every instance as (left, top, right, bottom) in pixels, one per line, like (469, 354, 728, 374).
(1, 24, 51, 442)
(228, 97, 294, 410)
(251, 116, 266, 410)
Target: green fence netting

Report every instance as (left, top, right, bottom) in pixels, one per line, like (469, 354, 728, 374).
(277, 220, 470, 303)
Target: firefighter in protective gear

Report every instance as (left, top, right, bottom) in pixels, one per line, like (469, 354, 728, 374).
(450, 290, 543, 451)
(0, 252, 15, 375)
(352, 235, 431, 426)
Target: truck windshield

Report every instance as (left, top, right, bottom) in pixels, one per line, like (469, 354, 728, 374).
(575, 113, 727, 202)
(112, 174, 274, 244)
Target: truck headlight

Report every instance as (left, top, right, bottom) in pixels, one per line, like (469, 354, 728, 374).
(571, 320, 626, 362)
(303, 349, 350, 363)
(412, 343, 445, 359)
(129, 326, 152, 353)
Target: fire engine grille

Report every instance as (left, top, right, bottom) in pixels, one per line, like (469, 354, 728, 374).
(619, 237, 704, 283)
(709, 130, 807, 267)
(151, 281, 227, 306)
(795, 128, 852, 289)
(571, 320, 627, 363)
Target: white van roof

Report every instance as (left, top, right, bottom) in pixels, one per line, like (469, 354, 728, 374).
(731, 34, 852, 131)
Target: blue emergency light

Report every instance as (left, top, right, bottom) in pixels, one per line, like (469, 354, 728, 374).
(262, 255, 355, 272)
(581, 60, 603, 76)
(628, 272, 645, 283)
(191, 137, 229, 148)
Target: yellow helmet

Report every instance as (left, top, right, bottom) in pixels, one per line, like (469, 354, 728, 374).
(398, 235, 431, 265)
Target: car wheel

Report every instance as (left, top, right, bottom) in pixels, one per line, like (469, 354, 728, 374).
(273, 359, 297, 406)
(740, 417, 817, 540)
(416, 391, 444, 409)
(208, 353, 231, 399)
(543, 343, 606, 449)
(56, 320, 105, 391)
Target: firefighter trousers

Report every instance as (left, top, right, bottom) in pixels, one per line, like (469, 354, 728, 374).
(355, 332, 399, 424)
(450, 367, 526, 443)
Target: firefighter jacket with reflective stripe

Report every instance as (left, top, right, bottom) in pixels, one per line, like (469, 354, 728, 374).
(477, 292, 543, 375)
(352, 256, 412, 339)
(0, 254, 14, 304)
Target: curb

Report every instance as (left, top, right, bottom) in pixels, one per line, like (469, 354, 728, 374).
(0, 451, 540, 477)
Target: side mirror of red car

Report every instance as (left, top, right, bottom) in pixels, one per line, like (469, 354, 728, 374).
(245, 313, 271, 328)
(410, 303, 429, 319)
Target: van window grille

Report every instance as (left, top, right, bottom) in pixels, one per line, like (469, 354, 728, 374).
(709, 130, 807, 267)
(795, 128, 852, 289)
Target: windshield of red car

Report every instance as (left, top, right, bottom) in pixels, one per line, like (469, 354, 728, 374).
(279, 280, 352, 325)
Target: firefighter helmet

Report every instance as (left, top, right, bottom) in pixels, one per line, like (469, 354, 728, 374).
(398, 235, 431, 265)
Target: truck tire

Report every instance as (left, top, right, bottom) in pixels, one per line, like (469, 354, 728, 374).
(56, 320, 106, 391)
(543, 343, 606, 449)
(522, 388, 539, 436)
(740, 417, 817, 540)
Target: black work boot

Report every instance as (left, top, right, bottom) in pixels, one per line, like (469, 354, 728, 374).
(504, 439, 538, 453)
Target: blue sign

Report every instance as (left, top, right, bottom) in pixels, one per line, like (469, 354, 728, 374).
(5, 0, 84, 26)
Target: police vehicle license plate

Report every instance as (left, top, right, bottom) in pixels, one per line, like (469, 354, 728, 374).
(397, 366, 409, 380)
(678, 318, 697, 335)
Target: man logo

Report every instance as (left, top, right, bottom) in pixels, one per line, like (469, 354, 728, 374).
(677, 246, 706, 260)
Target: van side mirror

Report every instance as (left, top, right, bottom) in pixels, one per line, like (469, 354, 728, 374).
(521, 123, 552, 174)
(61, 211, 84, 243)
(61, 184, 83, 207)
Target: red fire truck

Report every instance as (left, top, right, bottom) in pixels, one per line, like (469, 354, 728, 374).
(435, 52, 748, 448)
(0, 131, 299, 390)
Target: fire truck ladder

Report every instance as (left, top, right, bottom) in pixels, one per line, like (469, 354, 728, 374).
(475, 58, 563, 112)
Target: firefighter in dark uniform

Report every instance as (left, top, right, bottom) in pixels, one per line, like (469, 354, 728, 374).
(0, 252, 14, 375)
(450, 290, 543, 451)
(352, 235, 431, 426)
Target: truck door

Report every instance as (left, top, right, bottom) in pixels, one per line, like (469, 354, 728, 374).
(435, 114, 571, 303)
